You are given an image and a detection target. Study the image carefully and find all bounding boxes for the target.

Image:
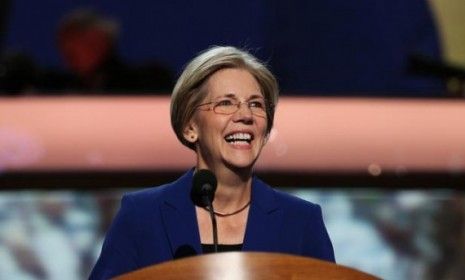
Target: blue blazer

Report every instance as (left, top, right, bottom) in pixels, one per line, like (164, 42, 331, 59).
(90, 170, 335, 279)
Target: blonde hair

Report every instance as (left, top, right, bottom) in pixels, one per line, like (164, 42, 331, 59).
(171, 46, 279, 150)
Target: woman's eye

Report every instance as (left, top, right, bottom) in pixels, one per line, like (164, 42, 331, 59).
(249, 101, 264, 108)
(216, 100, 234, 106)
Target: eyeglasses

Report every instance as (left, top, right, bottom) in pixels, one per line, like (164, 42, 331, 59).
(196, 97, 271, 118)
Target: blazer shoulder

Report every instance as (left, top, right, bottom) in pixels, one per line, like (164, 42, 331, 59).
(273, 188, 322, 213)
(125, 183, 170, 202)
(122, 169, 193, 208)
(253, 177, 321, 217)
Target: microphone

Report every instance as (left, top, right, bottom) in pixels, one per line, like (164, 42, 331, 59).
(191, 169, 219, 253)
(191, 169, 217, 207)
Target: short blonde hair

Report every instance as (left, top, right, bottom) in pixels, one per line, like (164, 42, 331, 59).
(171, 46, 279, 150)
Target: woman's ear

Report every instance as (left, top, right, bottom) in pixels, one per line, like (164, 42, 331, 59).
(183, 121, 198, 144)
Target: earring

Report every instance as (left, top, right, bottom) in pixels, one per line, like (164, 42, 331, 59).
(190, 135, 197, 142)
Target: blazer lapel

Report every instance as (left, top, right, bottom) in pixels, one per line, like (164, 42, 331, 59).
(242, 177, 282, 252)
(160, 169, 202, 258)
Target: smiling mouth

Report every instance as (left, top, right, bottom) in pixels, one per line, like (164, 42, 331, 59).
(224, 132, 254, 145)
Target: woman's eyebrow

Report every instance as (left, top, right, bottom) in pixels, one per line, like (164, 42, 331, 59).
(215, 93, 263, 100)
(248, 94, 263, 99)
(224, 93, 237, 98)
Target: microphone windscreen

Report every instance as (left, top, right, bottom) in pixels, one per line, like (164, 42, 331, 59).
(191, 169, 217, 207)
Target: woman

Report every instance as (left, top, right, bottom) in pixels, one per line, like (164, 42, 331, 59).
(90, 46, 334, 279)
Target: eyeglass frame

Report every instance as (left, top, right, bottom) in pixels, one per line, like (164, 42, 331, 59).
(195, 96, 274, 118)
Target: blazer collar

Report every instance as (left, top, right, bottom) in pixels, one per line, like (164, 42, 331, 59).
(161, 170, 279, 212)
(250, 176, 279, 213)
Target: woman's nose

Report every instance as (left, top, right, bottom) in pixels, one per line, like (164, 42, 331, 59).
(233, 102, 254, 122)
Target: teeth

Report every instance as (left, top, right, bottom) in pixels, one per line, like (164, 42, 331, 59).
(225, 133, 252, 142)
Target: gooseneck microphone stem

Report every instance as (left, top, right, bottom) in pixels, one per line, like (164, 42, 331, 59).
(206, 201, 218, 253)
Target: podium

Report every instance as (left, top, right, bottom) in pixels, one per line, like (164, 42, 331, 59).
(115, 252, 380, 280)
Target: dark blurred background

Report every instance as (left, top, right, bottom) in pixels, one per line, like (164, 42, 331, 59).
(1, 0, 464, 96)
(1, 1, 465, 280)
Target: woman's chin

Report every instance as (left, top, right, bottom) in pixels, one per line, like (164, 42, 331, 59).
(222, 156, 257, 172)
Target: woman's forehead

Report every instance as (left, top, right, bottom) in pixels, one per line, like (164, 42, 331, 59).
(204, 68, 262, 97)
